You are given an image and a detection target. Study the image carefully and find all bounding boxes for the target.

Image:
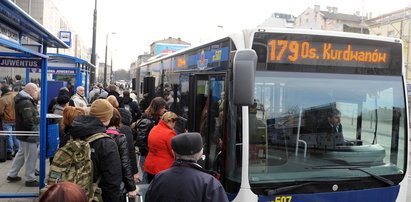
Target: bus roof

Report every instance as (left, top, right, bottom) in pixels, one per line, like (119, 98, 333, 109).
(139, 31, 244, 67)
(139, 27, 402, 67)
(258, 27, 402, 43)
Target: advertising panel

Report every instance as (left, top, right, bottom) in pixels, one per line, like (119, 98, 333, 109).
(155, 43, 189, 55)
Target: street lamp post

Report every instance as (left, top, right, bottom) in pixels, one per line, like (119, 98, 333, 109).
(90, 0, 97, 85)
(104, 32, 115, 87)
(110, 57, 113, 84)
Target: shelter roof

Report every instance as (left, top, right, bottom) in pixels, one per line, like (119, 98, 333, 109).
(0, 0, 68, 57)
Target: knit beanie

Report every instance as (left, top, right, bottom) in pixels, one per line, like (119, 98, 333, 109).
(118, 108, 132, 125)
(90, 99, 113, 123)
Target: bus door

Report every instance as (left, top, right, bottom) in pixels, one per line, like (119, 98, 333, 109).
(190, 74, 225, 170)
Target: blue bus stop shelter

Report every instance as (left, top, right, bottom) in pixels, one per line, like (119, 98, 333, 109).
(0, 0, 68, 198)
(47, 53, 93, 97)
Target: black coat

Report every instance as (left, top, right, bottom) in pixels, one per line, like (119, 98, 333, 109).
(58, 126, 71, 148)
(123, 96, 141, 122)
(139, 97, 151, 112)
(70, 115, 122, 202)
(119, 125, 138, 175)
(15, 91, 39, 143)
(47, 97, 57, 113)
(106, 129, 136, 192)
(135, 115, 156, 156)
(145, 160, 229, 202)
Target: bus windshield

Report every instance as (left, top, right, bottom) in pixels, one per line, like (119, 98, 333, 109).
(248, 71, 406, 184)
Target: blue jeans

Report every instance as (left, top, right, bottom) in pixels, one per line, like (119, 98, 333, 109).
(3, 123, 19, 153)
(139, 155, 148, 183)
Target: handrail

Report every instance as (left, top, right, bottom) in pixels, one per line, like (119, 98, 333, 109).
(0, 131, 39, 136)
(295, 107, 303, 156)
(297, 139, 307, 158)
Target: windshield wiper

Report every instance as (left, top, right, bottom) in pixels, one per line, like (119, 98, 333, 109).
(350, 167, 394, 186)
(265, 166, 394, 195)
(265, 181, 316, 195)
(309, 166, 394, 186)
(265, 178, 357, 195)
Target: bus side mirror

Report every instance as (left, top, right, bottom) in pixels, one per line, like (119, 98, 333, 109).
(233, 49, 257, 105)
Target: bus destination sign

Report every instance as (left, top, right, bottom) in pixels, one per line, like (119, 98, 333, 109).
(268, 40, 390, 68)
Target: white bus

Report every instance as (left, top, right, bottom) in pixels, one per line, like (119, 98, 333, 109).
(136, 28, 408, 202)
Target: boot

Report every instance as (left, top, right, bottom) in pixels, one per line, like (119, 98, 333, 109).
(6, 152, 12, 160)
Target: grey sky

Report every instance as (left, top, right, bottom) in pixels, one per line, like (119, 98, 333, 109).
(53, 0, 410, 71)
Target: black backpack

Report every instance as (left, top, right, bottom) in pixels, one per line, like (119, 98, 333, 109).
(131, 119, 143, 144)
(131, 118, 154, 156)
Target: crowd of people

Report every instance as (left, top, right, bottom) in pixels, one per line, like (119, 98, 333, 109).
(0, 77, 229, 202)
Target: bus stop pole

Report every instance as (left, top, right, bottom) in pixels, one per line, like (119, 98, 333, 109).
(75, 64, 82, 94)
(85, 69, 89, 98)
(25, 68, 30, 84)
(39, 45, 48, 189)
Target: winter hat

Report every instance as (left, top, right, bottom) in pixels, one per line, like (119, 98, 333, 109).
(118, 108, 132, 125)
(171, 132, 203, 155)
(90, 99, 113, 123)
